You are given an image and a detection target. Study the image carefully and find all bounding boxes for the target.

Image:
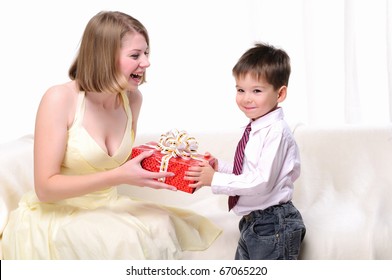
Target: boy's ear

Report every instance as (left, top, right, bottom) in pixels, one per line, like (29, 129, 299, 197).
(277, 86, 287, 102)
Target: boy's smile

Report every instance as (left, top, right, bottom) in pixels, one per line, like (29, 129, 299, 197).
(235, 73, 286, 120)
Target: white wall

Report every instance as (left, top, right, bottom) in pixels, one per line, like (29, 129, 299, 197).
(0, 0, 249, 143)
(1, 0, 390, 144)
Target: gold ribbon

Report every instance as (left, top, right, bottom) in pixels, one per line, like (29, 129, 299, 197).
(151, 129, 201, 182)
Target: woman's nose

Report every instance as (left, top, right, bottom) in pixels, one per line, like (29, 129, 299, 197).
(140, 55, 150, 68)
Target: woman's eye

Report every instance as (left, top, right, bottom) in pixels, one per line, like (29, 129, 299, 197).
(130, 54, 140, 59)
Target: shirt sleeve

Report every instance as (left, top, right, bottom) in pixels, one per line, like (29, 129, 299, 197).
(217, 159, 233, 174)
(211, 128, 295, 197)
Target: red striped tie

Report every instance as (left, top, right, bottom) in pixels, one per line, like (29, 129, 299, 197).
(228, 122, 252, 211)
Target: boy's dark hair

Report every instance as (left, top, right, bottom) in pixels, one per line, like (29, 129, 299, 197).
(232, 43, 291, 90)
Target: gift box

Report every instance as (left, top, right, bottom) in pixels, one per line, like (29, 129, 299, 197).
(130, 129, 209, 193)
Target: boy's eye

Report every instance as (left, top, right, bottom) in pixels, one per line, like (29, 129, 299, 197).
(253, 89, 262, 93)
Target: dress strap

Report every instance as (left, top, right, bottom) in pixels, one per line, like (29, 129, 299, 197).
(70, 91, 86, 128)
(119, 91, 134, 142)
(119, 91, 132, 119)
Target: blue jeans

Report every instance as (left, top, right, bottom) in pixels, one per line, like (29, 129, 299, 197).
(235, 201, 306, 260)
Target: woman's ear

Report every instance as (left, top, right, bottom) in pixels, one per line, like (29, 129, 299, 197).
(277, 86, 287, 103)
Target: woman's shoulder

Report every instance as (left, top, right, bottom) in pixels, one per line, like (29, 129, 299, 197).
(44, 81, 79, 100)
(40, 81, 80, 111)
(38, 81, 80, 125)
(126, 89, 143, 104)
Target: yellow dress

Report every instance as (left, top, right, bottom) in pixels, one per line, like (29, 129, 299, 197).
(1, 91, 221, 259)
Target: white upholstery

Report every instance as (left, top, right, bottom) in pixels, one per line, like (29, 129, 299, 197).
(292, 124, 392, 259)
(0, 135, 34, 235)
(1, 124, 392, 259)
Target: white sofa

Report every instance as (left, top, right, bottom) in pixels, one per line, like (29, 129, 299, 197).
(1, 124, 392, 259)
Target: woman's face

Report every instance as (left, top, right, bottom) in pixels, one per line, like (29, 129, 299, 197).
(118, 32, 150, 90)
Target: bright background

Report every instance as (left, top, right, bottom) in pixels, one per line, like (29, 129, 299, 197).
(1, 0, 391, 144)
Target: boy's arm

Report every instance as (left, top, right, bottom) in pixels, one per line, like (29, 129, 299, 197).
(216, 159, 233, 174)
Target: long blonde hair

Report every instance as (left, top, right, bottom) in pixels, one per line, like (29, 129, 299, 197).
(68, 11, 149, 94)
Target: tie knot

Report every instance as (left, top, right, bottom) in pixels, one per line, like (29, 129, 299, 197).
(245, 122, 252, 132)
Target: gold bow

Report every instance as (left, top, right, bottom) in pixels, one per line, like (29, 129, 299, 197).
(153, 129, 201, 182)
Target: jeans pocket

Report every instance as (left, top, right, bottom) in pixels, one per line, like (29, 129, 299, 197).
(252, 220, 277, 237)
(243, 222, 277, 259)
(288, 227, 305, 259)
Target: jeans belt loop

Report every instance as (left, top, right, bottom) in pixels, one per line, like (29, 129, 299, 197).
(243, 212, 254, 222)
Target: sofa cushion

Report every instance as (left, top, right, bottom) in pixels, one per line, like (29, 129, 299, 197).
(293, 124, 392, 259)
(0, 135, 34, 235)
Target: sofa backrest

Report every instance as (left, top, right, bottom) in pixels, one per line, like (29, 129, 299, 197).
(292, 124, 392, 259)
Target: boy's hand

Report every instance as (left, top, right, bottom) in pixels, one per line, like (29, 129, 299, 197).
(185, 161, 215, 189)
(203, 152, 218, 170)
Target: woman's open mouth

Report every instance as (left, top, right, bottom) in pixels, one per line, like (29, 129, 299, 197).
(130, 73, 143, 84)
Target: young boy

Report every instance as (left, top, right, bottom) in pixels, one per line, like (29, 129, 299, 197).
(185, 43, 306, 260)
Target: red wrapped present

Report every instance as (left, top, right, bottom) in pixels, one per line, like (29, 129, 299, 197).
(130, 129, 209, 193)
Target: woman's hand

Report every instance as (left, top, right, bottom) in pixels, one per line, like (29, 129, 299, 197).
(120, 150, 177, 191)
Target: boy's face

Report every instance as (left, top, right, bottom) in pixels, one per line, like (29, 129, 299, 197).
(235, 73, 286, 120)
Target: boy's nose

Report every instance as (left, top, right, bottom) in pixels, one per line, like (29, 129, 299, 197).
(244, 92, 253, 102)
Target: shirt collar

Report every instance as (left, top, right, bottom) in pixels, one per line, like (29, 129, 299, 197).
(248, 107, 284, 132)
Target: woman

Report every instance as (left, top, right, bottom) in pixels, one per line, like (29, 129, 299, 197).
(1, 11, 220, 259)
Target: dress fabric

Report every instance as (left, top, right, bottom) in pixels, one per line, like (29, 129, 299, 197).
(1, 91, 221, 260)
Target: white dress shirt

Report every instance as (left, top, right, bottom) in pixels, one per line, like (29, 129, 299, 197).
(211, 107, 300, 216)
